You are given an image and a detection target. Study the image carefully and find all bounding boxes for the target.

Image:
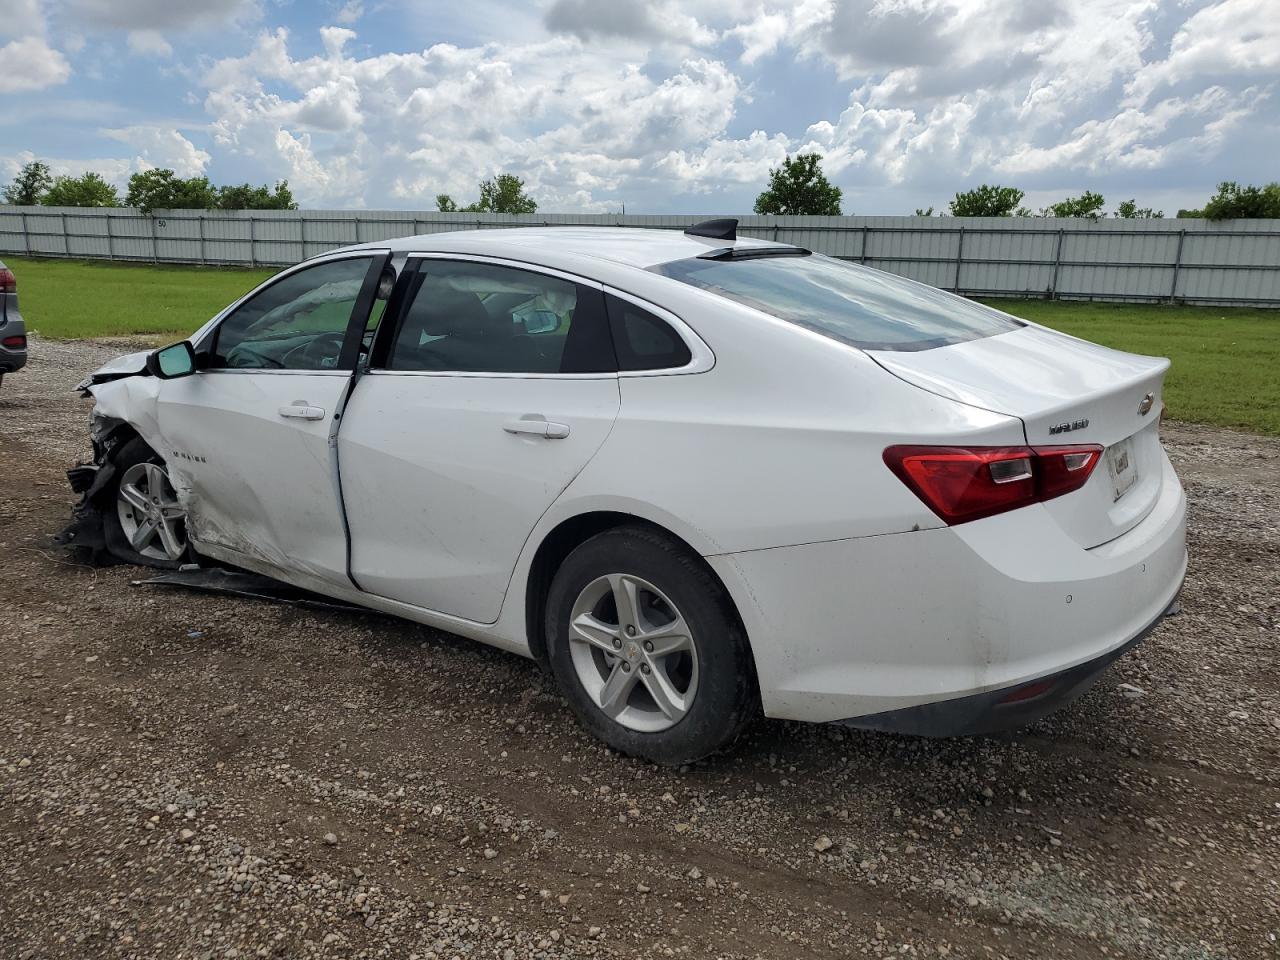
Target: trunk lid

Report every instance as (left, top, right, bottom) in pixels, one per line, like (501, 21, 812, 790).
(868, 325, 1169, 548)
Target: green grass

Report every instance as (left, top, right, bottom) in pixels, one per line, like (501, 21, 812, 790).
(981, 299, 1280, 436)
(6, 256, 273, 341)
(6, 257, 1276, 435)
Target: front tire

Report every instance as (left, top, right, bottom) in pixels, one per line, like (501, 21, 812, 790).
(544, 524, 757, 765)
(103, 438, 191, 568)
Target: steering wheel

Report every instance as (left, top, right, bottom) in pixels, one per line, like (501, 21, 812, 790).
(282, 332, 347, 369)
(227, 347, 285, 369)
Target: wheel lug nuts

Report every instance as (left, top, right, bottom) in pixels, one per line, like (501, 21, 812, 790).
(642, 640, 653, 652)
(621, 663, 631, 673)
(640, 664, 650, 675)
(612, 637, 622, 650)
(625, 625, 636, 637)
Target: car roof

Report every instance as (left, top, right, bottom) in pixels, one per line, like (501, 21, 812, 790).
(338, 226, 793, 271)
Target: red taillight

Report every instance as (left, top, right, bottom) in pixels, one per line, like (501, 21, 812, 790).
(1033, 444, 1102, 500)
(883, 443, 1103, 525)
(1, 335, 26, 349)
(0, 269, 14, 293)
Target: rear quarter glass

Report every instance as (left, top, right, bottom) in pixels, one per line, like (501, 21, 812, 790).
(652, 253, 1022, 352)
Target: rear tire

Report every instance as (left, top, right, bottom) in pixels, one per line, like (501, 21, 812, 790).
(102, 438, 191, 568)
(544, 524, 757, 765)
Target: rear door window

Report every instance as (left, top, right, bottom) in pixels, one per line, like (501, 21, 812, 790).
(652, 252, 1022, 352)
(382, 259, 614, 374)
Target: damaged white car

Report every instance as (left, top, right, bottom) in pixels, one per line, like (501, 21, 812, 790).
(63, 221, 1187, 764)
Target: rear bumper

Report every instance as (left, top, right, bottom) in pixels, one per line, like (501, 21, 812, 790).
(840, 593, 1181, 736)
(708, 449, 1187, 726)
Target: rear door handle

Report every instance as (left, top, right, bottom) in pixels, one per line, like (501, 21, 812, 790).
(278, 403, 326, 420)
(504, 415, 571, 439)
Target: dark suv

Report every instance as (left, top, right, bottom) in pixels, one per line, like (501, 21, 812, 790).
(0, 258, 28, 386)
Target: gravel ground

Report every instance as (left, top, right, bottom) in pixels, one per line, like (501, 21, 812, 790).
(1, 335, 1277, 960)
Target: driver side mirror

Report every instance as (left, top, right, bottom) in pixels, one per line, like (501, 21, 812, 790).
(147, 340, 197, 380)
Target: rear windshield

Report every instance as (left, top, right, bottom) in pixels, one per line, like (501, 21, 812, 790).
(652, 252, 1022, 352)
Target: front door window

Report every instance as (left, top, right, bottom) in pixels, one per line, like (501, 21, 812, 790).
(210, 257, 376, 370)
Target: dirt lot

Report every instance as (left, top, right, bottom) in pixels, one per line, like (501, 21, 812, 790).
(1, 336, 1277, 960)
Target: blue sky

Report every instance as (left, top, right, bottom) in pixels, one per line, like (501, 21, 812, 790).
(1, 0, 1276, 215)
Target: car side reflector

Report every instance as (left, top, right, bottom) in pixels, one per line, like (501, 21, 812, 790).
(2, 334, 26, 350)
(997, 678, 1057, 704)
(883, 443, 1103, 525)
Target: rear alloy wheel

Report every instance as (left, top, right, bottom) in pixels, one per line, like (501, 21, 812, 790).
(545, 525, 757, 765)
(568, 573, 699, 733)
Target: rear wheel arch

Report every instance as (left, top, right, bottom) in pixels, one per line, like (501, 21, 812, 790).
(524, 512, 758, 685)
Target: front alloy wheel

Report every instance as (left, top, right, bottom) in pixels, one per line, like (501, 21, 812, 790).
(115, 461, 188, 562)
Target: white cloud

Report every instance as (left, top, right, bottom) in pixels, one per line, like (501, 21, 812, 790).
(196, 28, 767, 207)
(102, 126, 212, 177)
(0, 36, 71, 92)
(64, 0, 254, 31)
(1125, 0, 1280, 105)
(997, 86, 1266, 176)
(543, 0, 718, 47)
(0, 0, 43, 37)
(0, 149, 132, 186)
(127, 29, 172, 57)
(334, 0, 364, 25)
(10, 0, 1276, 214)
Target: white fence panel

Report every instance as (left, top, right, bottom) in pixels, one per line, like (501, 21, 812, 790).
(1, 207, 1277, 306)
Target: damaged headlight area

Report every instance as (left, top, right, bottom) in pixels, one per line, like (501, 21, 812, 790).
(56, 411, 142, 564)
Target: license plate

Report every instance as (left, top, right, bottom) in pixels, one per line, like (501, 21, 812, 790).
(1105, 438, 1138, 502)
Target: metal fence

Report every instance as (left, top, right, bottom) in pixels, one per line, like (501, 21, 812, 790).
(2, 206, 1279, 307)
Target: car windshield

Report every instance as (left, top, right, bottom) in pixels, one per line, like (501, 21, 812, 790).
(652, 252, 1022, 352)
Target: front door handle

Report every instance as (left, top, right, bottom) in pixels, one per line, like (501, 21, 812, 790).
(278, 403, 326, 421)
(504, 415, 571, 439)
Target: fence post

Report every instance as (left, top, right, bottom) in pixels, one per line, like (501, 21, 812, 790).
(249, 215, 257, 267)
(1049, 228, 1065, 299)
(299, 213, 308, 260)
(20, 211, 29, 255)
(61, 211, 69, 257)
(953, 225, 965, 292)
(106, 212, 114, 260)
(1169, 228, 1186, 303)
(860, 225, 869, 263)
(198, 214, 206, 265)
(149, 213, 158, 263)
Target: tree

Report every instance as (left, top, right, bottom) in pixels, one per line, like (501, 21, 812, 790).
(948, 184, 1023, 217)
(753, 153, 843, 215)
(42, 172, 119, 207)
(913, 206, 934, 217)
(438, 175, 538, 214)
(466, 174, 538, 214)
(126, 169, 217, 214)
(1044, 190, 1105, 219)
(1199, 181, 1280, 220)
(1115, 199, 1163, 219)
(2, 160, 53, 205)
(216, 180, 297, 210)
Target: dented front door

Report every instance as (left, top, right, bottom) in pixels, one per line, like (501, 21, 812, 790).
(155, 253, 388, 589)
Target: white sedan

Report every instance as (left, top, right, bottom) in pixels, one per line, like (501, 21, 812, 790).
(66, 220, 1186, 764)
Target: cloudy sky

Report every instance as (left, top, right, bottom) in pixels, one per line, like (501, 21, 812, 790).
(0, 0, 1275, 215)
